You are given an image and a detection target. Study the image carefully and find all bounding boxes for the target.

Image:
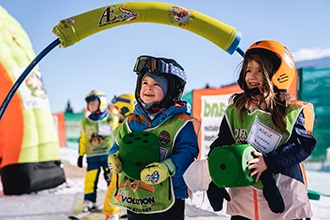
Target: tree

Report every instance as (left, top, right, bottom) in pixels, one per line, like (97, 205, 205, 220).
(65, 100, 73, 113)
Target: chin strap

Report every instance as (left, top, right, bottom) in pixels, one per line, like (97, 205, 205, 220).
(245, 86, 265, 98)
(88, 109, 109, 120)
(139, 99, 162, 114)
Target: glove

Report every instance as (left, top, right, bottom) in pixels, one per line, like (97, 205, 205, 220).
(206, 181, 231, 211)
(77, 156, 83, 168)
(108, 152, 122, 174)
(103, 167, 111, 185)
(140, 158, 176, 185)
(260, 170, 285, 213)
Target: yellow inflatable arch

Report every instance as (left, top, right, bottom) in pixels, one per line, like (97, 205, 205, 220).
(52, 2, 242, 54)
(0, 1, 243, 196)
(1, 2, 243, 119)
(0, 2, 241, 195)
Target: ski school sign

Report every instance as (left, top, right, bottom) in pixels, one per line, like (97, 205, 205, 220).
(201, 93, 231, 144)
(183, 84, 242, 159)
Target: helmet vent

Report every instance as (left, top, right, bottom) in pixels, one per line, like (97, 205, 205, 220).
(277, 74, 289, 83)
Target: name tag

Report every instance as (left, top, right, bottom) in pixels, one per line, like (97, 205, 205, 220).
(98, 124, 113, 136)
(246, 117, 281, 153)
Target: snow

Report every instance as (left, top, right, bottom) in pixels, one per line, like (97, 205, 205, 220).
(0, 147, 329, 220)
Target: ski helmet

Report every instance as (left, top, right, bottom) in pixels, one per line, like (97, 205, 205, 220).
(111, 93, 136, 121)
(238, 40, 296, 91)
(133, 55, 187, 109)
(85, 90, 108, 112)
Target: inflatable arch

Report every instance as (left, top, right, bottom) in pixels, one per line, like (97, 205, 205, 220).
(0, 6, 65, 195)
(0, 2, 243, 119)
(52, 2, 242, 54)
(0, 2, 242, 194)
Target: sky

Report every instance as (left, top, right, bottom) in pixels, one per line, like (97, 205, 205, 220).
(1, 0, 330, 113)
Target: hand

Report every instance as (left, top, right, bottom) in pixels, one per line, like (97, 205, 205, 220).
(77, 156, 83, 168)
(108, 152, 122, 174)
(260, 170, 285, 213)
(103, 167, 111, 184)
(140, 158, 175, 185)
(248, 150, 267, 182)
(206, 181, 231, 211)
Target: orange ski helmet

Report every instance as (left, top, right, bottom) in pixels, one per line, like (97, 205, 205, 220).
(240, 40, 296, 90)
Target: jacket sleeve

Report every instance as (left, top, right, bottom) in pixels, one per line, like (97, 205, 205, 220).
(109, 142, 119, 155)
(208, 116, 235, 156)
(78, 120, 87, 156)
(264, 112, 317, 174)
(108, 121, 125, 155)
(170, 121, 199, 177)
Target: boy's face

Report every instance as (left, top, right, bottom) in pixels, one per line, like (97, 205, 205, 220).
(140, 76, 165, 105)
(87, 99, 99, 112)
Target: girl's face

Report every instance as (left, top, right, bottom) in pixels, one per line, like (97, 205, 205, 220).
(244, 60, 264, 90)
(87, 99, 99, 112)
(140, 75, 165, 104)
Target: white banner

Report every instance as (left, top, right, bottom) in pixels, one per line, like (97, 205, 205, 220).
(200, 94, 231, 158)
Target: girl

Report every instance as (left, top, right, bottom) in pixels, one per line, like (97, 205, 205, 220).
(207, 40, 316, 220)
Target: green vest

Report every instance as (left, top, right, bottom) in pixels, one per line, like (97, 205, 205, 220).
(81, 115, 115, 157)
(225, 103, 306, 188)
(110, 114, 196, 214)
(226, 104, 304, 150)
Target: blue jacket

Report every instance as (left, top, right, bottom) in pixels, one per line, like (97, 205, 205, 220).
(110, 102, 199, 199)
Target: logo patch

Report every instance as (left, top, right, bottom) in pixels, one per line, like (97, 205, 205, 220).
(168, 5, 194, 27)
(159, 131, 170, 144)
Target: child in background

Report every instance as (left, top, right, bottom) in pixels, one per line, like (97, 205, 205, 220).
(77, 90, 119, 215)
(102, 93, 136, 220)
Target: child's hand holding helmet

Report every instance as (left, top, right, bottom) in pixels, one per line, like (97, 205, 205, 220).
(108, 152, 122, 174)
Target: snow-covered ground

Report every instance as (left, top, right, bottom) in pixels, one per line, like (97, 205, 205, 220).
(187, 168, 330, 220)
(0, 147, 329, 220)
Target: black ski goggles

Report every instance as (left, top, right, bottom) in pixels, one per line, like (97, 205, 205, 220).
(133, 55, 185, 76)
(133, 55, 169, 74)
(85, 94, 98, 103)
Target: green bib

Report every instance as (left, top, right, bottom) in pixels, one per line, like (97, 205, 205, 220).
(119, 131, 160, 180)
(213, 104, 305, 189)
(110, 114, 196, 213)
(81, 115, 115, 156)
